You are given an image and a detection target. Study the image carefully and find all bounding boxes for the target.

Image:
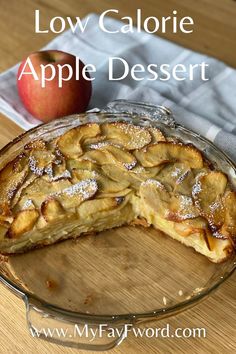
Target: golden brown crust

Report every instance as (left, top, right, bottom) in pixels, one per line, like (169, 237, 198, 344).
(0, 121, 234, 262)
(7, 209, 39, 239)
(130, 217, 150, 228)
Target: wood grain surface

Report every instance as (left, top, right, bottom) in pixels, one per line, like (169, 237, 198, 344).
(0, 1, 235, 353)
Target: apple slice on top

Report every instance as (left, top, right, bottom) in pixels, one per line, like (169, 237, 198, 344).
(57, 123, 101, 158)
(102, 122, 152, 150)
(135, 142, 203, 168)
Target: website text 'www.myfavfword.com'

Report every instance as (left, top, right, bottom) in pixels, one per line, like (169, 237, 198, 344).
(30, 323, 207, 342)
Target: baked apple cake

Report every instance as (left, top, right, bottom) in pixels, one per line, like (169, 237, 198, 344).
(0, 121, 235, 263)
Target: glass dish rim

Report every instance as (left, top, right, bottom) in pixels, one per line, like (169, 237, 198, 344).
(0, 109, 235, 322)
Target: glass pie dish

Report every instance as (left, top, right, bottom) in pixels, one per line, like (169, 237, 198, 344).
(0, 100, 235, 350)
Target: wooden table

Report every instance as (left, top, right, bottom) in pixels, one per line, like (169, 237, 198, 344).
(0, 1, 235, 353)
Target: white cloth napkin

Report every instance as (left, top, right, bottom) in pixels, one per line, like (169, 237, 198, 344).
(0, 13, 236, 160)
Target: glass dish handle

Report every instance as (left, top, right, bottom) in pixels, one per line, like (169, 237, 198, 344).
(25, 296, 132, 350)
(102, 99, 176, 127)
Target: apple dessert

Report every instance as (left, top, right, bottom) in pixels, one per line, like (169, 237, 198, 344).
(0, 121, 235, 262)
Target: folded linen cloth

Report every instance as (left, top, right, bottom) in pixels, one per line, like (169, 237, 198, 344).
(0, 13, 236, 161)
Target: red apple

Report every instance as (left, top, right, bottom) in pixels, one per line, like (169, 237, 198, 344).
(17, 50, 92, 122)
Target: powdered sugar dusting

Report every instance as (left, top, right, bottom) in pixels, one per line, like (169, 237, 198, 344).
(123, 161, 137, 170)
(142, 179, 165, 189)
(44, 164, 71, 181)
(44, 165, 53, 178)
(89, 141, 110, 150)
(192, 172, 208, 197)
(22, 199, 34, 210)
(171, 167, 181, 177)
(82, 157, 97, 164)
(179, 195, 193, 208)
(89, 141, 121, 150)
(51, 170, 71, 181)
(176, 170, 189, 184)
(176, 195, 198, 220)
(178, 213, 196, 220)
(6, 181, 20, 200)
(212, 230, 227, 240)
(29, 156, 44, 176)
(131, 166, 146, 174)
(192, 180, 202, 197)
(117, 123, 151, 148)
(52, 179, 98, 200)
(209, 201, 221, 212)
